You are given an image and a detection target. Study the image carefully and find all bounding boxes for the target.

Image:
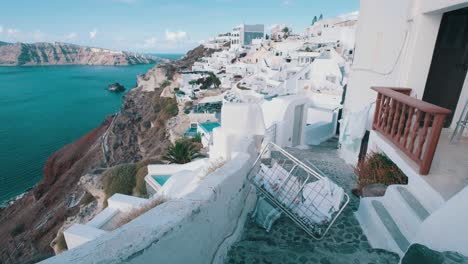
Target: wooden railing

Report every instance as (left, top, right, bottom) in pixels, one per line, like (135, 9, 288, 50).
(371, 87, 451, 175)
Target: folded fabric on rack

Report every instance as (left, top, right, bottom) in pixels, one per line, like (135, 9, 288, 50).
(253, 161, 344, 225)
(301, 178, 344, 219)
(252, 196, 282, 232)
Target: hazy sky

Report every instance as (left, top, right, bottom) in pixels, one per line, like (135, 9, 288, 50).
(0, 0, 359, 53)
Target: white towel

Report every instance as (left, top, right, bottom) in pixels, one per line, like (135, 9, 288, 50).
(254, 163, 344, 225)
(301, 179, 344, 220)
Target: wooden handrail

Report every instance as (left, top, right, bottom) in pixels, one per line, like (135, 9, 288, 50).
(371, 87, 451, 175)
(372, 87, 451, 114)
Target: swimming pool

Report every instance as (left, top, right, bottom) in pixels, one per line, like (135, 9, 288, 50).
(151, 175, 172, 186)
(184, 127, 198, 137)
(199, 122, 220, 133)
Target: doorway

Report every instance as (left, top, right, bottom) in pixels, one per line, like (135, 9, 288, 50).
(423, 7, 468, 127)
(292, 104, 304, 146)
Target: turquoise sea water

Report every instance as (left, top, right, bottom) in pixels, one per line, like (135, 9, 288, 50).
(0, 54, 183, 205)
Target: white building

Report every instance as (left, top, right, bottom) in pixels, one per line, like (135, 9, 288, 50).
(231, 24, 265, 49)
(342, 0, 468, 257)
(270, 24, 289, 40)
(304, 13, 358, 55)
(204, 32, 232, 50)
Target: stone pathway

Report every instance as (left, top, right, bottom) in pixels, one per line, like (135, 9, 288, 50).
(225, 139, 400, 264)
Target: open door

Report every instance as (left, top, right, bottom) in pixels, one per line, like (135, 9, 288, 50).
(292, 104, 304, 146)
(423, 7, 468, 127)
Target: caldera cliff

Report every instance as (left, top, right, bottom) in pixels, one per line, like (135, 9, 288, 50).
(0, 42, 160, 66)
(0, 45, 217, 263)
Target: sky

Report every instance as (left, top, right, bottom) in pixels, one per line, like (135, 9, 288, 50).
(0, 0, 359, 54)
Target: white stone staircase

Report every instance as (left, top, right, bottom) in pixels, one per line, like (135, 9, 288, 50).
(355, 182, 445, 257)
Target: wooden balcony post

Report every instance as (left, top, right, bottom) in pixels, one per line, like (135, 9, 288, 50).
(420, 114, 446, 175)
(370, 87, 451, 175)
(373, 93, 382, 130)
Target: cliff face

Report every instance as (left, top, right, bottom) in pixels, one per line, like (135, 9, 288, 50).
(0, 118, 110, 263)
(0, 42, 160, 66)
(0, 44, 215, 264)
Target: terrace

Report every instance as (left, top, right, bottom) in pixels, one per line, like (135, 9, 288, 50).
(42, 100, 468, 264)
(370, 87, 468, 200)
(225, 139, 400, 264)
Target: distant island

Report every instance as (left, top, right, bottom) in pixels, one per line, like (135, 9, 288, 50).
(0, 41, 160, 66)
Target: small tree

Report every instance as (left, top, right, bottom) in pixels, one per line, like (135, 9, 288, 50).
(212, 75, 221, 88)
(312, 16, 317, 25)
(164, 139, 201, 164)
(188, 79, 198, 87)
(282, 27, 289, 33)
(319, 14, 323, 20)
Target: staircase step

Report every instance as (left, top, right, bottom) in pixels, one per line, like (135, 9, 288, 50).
(381, 185, 426, 240)
(397, 186, 430, 221)
(356, 199, 405, 255)
(371, 200, 410, 253)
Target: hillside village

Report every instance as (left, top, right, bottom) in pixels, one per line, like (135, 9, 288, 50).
(4, 1, 468, 263)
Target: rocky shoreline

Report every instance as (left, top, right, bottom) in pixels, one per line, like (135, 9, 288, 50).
(0, 45, 216, 264)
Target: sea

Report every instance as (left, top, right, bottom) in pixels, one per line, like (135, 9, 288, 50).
(0, 53, 184, 206)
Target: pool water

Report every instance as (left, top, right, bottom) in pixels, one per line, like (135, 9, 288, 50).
(151, 175, 172, 186)
(185, 127, 198, 137)
(199, 122, 220, 133)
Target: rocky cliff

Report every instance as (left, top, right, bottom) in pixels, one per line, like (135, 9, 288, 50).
(0, 42, 160, 66)
(0, 45, 217, 264)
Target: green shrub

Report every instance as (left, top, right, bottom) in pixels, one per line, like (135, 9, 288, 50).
(55, 232, 68, 252)
(192, 132, 202, 143)
(134, 166, 149, 198)
(10, 223, 25, 237)
(102, 164, 137, 203)
(236, 83, 250, 90)
(164, 139, 201, 164)
(354, 152, 408, 192)
(161, 98, 179, 117)
(161, 80, 171, 88)
(134, 159, 164, 198)
(165, 103, 179, 116)
(80, 192, 96, 206)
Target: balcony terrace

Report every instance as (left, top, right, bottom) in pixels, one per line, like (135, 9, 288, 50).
(370, 87, 468, 200)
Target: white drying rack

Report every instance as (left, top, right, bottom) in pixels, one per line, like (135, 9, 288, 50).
(248, 142, 350, 240)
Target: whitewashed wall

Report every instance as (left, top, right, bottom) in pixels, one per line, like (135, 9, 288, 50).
(414, 186, 468, 256)
(342, 0, 468, 163)
(262, 96, 309, 147)
(346, 0, 468, 127)
(41, 152, 256, 264)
